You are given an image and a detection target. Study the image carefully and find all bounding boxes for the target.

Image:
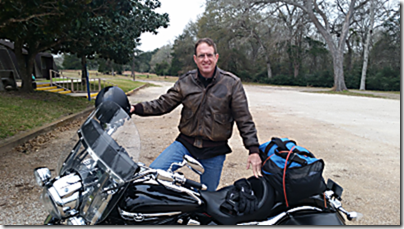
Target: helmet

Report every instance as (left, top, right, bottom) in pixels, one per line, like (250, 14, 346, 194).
(95, 86, 131, 115)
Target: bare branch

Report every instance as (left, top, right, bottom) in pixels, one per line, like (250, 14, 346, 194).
(313, 0, 329, 30)
(0, 12, 64, 28)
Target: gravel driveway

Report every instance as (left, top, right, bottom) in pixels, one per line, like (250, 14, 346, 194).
(0, 81, 400, 225)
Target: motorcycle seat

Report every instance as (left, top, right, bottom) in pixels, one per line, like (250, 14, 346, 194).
(200, 176, 275, 225)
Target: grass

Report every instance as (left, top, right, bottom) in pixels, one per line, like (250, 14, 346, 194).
(0, 91, 93, 139)
(1, 70, 156, 140)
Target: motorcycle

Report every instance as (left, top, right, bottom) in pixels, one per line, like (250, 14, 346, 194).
(33, 99, 362, 225)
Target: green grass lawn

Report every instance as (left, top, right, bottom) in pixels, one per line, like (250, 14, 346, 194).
(0, 91, 93, 139)
(1, 73, 150, 140)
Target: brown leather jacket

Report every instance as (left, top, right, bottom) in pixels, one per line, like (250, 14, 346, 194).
(134, 67, 259, 151)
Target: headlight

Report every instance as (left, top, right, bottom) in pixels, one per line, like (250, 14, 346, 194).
(34, 167, 51, 187)
(41, 173, 83, 219)
(41, 188, 61, 219)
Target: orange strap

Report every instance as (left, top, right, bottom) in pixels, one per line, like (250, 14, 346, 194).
(282, 146, 295, 207)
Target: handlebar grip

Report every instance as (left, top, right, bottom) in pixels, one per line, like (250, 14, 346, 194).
(184, 179, 207, 191)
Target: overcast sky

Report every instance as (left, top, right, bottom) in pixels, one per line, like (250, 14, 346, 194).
(137, 0, 206, 52)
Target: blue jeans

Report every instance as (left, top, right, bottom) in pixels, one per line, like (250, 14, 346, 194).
(149, 141, 226, 191)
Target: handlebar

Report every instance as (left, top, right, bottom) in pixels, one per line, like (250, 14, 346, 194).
(184, 178, 207, 191)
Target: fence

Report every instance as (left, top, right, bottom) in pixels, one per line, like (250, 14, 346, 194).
(49, 70, 116, 93)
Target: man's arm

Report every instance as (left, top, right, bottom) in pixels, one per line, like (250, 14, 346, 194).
(131, 81, 183, 116)
(230, 79, 262, 177)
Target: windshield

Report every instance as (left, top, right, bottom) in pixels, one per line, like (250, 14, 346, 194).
(57, 100, 141, 181)
(53, 100, 141, 224)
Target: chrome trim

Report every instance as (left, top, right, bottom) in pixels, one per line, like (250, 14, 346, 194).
(119, 208, 181, 222)
(157, 179, 202, 205)
(187, 219, 200, 225)
(238, 206, 323, 225)
(66, 216, 87, 225)
(46, 173, 83, 218)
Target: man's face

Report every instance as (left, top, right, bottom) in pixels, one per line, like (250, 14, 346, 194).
(193, 42, 219, 78)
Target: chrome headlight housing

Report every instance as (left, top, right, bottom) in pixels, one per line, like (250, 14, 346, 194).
(34, 167, 51, 187)
(41, 173, 83, 219)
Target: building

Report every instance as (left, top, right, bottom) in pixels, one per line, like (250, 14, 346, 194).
(0, 39, 58, 80)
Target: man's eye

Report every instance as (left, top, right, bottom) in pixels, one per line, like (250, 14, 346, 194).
(198, 53, 214, 59)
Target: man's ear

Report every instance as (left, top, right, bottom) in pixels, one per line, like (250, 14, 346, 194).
(193, 55, 197, 64)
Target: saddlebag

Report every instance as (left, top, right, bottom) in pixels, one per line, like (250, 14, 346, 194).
(259, 137, 326, 207)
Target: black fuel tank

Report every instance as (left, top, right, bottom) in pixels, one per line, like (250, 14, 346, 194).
(118, 181, 202, 214)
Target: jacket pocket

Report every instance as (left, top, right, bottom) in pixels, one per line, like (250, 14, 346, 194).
(213, 113, 232, 125)
(179, 109, 193, 131)
(211, 113, 234, 140)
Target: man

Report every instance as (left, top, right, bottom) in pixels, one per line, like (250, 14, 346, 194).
(130, 38, 262, 191)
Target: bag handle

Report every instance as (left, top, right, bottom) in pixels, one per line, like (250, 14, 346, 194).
(264, 137, 296, 155)
(271, 137, 316, 159)
(276, 150, 307, 165)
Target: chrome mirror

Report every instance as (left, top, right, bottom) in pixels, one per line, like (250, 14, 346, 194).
(183, 155, 204, 175)
(347, 211, 363, 222)
(34, 167, 51, 187)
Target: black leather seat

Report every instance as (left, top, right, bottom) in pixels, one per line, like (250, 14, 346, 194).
(200, 176, 275, 225)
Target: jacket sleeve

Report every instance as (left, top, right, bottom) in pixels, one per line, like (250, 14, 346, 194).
(134, 81, 183, 116)
(230, 79, 260, 153)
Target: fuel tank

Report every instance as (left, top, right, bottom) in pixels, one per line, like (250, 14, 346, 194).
(117, 181, 202, 223)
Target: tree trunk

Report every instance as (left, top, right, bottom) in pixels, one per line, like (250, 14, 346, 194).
(111, 60, 115, 76)
(14, 40, 34, 92)
(294, 62, 299, 78)
(81, 56, 87, 83)
(266, 60, 273, 79)
(303, 0, 355, 91)
(345, 40, 353, 72)
(360, 0, 375, 90)
(333, 52, 348, 91)
(131, 54, 136, 81)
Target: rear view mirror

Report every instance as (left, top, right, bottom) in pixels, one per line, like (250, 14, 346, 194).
(183, 155, 204, 175)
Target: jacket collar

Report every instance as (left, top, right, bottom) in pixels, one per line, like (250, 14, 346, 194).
(195, 66, 220, 83)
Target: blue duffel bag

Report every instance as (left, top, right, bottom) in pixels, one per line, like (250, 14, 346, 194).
(259, 137, 326, 207)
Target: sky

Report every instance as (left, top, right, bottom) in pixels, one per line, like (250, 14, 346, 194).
(137, 0, 206, 52)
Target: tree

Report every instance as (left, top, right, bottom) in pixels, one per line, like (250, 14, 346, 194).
(0, 0, 89, 92)
(359, 0, 375, 90)
(149, 45, 172, 73)
(0, 0, 168, 92)
(198, 0, 270, 79)
(134, 49, 158, 73)
(62, 54, 81, 69)
(170, 22, 198, 76)
(155, 61, 170, 76)
(275, 4, 312, 77)
(53, 0, 169, 82)
(251, 0, 370, 91)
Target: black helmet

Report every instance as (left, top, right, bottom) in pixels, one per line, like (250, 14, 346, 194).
(95, 86, 131, 115)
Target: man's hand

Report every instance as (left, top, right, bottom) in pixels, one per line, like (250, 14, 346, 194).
(247, 153, 262, 178)
(130, 105, 135, 114)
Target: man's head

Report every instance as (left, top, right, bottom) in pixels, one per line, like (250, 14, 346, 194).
(193, 38, 219, 78)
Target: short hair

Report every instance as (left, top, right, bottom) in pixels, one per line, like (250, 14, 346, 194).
(194, 38, 217, 55)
